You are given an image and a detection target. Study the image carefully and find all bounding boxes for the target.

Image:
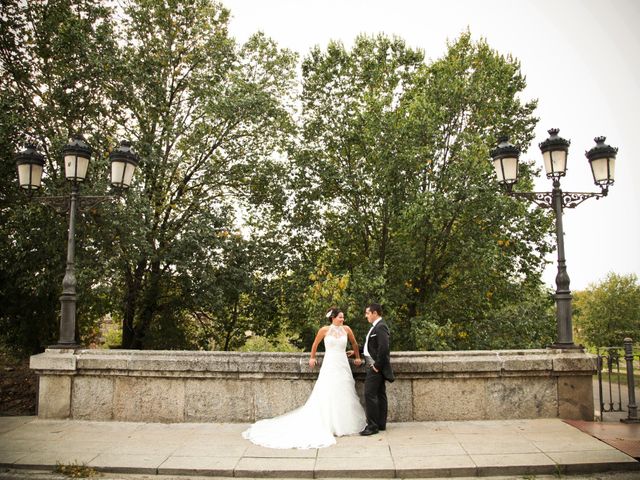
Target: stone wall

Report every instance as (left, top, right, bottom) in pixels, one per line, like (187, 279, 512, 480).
(30, 349, 596, 422)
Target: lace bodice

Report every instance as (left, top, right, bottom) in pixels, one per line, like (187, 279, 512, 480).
(324, 325, 347, 352)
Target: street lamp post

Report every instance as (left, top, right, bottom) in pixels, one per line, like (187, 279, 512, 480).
(490, 129, 618, 349)
(15, 135, 139, 348)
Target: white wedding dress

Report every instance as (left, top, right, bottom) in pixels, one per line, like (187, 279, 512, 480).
(242, 325, 366, 449)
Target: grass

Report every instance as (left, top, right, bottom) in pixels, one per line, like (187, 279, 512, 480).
(54, 462, 100, 478)
(594, 370, 640, 386)
(553, 463, 566, 478)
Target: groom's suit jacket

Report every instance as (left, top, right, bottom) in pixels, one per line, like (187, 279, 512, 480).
(363, 319, 395, 383)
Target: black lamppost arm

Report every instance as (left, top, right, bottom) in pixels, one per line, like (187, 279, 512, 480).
(505, 188, 608, 210)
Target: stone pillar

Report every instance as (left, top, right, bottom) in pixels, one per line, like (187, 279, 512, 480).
(29, 349, 76, 419)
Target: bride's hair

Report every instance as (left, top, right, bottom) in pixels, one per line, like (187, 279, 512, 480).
(325, 307, 342, 323)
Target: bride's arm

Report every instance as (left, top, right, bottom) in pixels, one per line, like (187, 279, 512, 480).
(345, 326, 363, 366)
(309, 326, 328, 368)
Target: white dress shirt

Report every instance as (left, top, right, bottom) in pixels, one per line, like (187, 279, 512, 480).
(363, 318, 382, 358)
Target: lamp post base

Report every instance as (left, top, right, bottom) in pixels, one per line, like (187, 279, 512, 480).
(47, 343, 81, 350)
(549, 343, 584, 350)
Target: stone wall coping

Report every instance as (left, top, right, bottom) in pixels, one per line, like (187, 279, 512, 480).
(30, 348, 596, 377)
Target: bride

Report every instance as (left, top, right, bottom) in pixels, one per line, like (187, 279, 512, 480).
(242, 308, 366, 449)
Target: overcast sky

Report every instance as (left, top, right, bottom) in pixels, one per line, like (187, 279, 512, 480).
(222, 0, 640, 291)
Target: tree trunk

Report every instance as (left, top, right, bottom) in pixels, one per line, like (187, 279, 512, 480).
(121, 260, 146, 349)
(133, 258, 161, 349)
(223, 301, 239, 351)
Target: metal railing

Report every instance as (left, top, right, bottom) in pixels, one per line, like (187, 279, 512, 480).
(596, 338, 639, 423)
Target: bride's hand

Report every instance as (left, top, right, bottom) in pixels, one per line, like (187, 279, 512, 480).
(309, 357, 317, 368)
(354, 358, 363, 366)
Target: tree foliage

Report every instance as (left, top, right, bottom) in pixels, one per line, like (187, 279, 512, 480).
(1, 2, 556, 353)
(0, 0, 119, 353)
(110, 0, 297, 348)
(574, 273, 640, 348)
(286, 33, 554, 350)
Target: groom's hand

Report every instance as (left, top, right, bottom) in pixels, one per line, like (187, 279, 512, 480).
(346, 350, 354, 357)
(371, 365, 379, 373)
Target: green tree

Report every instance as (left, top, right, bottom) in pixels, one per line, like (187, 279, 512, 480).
(110, 0, 297, 348)
(177, 233, 283, 351)
(574, 272, 640, 348)
(1, 4, 559, 354)
(286, 32, 554, 350)
(0, 0, 298, 352)
(0, 0, 119, 353)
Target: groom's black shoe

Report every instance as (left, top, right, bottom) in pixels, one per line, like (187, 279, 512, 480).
(360, 426, 379, 436)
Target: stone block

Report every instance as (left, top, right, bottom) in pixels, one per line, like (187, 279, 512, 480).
(552, 353, 597, 372)
(126, 354, 189, 372)
(185, 378, 252, 422)
(387, 379, 413, 422)
(442, 355, 501, 374)
(394, 354, 443, 374)
(71, 376, 114, 420)
(187, 356, 236, 373)
(113, 377, 185, 422)
(501, 354, 553, 371)
(558, 375, 594, 420)
(253, 379, 314, 420)
(252, 354, 303, 375)
(37, 375, 71, 419)
(413, 378, 487, 420)
(485, 377, 557, 419)
(77, 353, 130, 370)
(30, 351, 76, 371)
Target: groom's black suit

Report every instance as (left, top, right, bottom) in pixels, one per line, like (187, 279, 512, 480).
(362, 319, 394, 432)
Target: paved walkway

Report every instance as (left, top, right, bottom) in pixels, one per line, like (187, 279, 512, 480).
(0, 417, 638, 478)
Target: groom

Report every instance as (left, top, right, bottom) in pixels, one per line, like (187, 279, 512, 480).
(360, 302, 394, 435)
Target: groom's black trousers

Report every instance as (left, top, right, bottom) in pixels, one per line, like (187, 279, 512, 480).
(364, 367, 387, 430)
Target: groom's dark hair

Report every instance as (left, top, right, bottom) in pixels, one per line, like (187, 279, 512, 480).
(368, 303, 382, 315)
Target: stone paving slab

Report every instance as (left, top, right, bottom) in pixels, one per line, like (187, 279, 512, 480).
(86, 453, 167, 474)
(234, 457, 316, 478)
(171, 444, 247, 457)
(316, 445, 391, 458)
(12, 453, 99, 471)
(156, 456, 238, 476)
(390, 443, 466, 457)
(243, 446, 316, 459)
(393, 454, 477, 478)
(0, 417, 638, 478)
(313, 456, 395, 478)
(470, 452, 557, 476)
